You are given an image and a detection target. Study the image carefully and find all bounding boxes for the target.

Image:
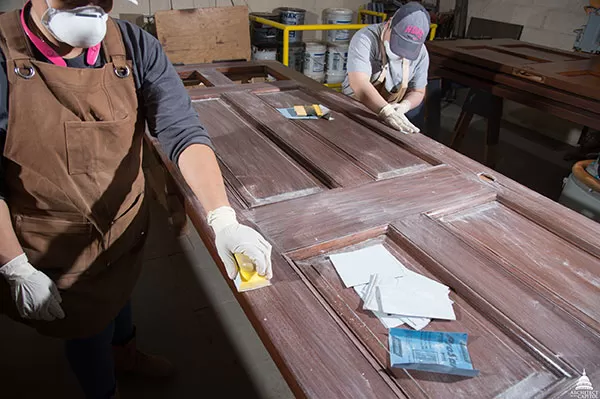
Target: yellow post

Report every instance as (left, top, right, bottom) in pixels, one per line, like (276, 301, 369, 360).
(357, 8, 388, 23)
(429, 24, 438, 41)
(283, 28, 290, 66)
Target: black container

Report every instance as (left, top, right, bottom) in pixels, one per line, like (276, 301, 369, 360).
(274, 7, 306, 44)
(250, 12, 279, 46)
(278, 42, 305, 72)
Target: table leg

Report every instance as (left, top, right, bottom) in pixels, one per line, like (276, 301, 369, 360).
(425, 77, 442, 140)
(485, 95, 503, 168)
(450, 110, 474, 149)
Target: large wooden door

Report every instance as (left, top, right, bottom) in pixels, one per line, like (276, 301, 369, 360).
(150, 61, 600, 398)
(426, 39, 599, 101)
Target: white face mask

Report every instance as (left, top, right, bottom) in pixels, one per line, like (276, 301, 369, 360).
(41, 0, 108, 48)
(383, 41, 402, 62)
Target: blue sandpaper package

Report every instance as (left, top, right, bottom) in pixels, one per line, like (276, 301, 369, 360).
(389, 328, 479, 377)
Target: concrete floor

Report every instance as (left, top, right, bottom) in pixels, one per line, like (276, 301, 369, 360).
(0, 99, 579, 398)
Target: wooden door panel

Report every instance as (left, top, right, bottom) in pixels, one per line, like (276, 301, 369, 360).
(494, 43, 585, 62)
(147, 61, 600, 398)
(394, 214, 600, 377)
(293, 235, 562, 399)
(258, 90, 432, 180)
(451, 46, 547, 66)
(427, 39, 599, 101)
(439, 201, 600, 327)
(222, 91, 373, 188)
(192, 99, 323, 207)
(245, 166, 496, 252)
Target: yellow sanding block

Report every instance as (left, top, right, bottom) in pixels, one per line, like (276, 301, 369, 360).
(234, 253, 271, 292)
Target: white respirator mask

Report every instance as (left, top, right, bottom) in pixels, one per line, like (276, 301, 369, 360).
(40, 0, 108, 48)
(383, 41, 402, 62)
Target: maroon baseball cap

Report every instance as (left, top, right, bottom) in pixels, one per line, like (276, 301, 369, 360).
(389, 2, 431, 60)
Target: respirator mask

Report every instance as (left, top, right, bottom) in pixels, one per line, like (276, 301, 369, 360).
(383, 41, 402, 62)
(41, 0, 108, 48)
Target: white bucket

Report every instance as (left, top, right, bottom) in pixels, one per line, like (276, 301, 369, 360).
(326, 43, 349, 74)
(303, 41, 327, 79)
(325, 73, 345, 84)
(252, 46, 278, 61)
(305, 73, 325, 83)
(323, 8, 354, 43)
(559, 173, 600, 222)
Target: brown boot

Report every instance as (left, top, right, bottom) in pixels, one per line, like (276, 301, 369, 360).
(113, 336, 175, 378)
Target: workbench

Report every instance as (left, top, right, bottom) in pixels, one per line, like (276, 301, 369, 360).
(146, 60, 600, 398)
(425, 39, 600, 161)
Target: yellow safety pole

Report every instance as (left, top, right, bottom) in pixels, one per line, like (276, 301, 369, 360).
(357, 8, 388, 22)
(429, 23, 438, 41)
(283, 27, 290, 66)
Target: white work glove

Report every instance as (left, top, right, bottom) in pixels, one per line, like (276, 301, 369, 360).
(0, 253, 65, 321)
(378, 101, 420, 134)
(207, 206, 273, 280)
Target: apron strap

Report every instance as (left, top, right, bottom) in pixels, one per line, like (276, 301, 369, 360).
(374, 21, 410, 104)
(102, 17, 128, 69)
(375, 23, 388, 86)
(0, 10, 37, 69)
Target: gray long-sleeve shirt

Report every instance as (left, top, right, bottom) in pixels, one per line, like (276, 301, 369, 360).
(0, 16, 213, 201)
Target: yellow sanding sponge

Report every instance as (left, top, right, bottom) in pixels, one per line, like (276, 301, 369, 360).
(233, 253, 271, 292)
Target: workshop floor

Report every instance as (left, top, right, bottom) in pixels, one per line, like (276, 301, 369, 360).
(0, 97, 578, 399)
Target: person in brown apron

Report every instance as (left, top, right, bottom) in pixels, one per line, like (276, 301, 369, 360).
(343, 2, 431, 134)
(0, 1, 272, 398)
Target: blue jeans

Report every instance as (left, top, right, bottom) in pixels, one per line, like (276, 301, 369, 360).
(65, 302, 134, 399)
(406, 102, 425, 131)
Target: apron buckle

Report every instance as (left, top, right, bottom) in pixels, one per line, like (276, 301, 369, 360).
(14, 66, 36, 79)
(113, 65, 130, 78)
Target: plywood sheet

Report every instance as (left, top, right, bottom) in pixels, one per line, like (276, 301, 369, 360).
(155, 6, 251, 65)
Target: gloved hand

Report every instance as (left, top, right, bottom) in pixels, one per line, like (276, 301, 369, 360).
(378, 101, 420, 134)
(0, 253, 65, 321)
(207, 206, 273, 280)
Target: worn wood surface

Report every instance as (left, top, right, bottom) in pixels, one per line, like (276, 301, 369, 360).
(147, 60, 600, 398)
(427, 39, 597, 99)
(155, 6, 251, 65)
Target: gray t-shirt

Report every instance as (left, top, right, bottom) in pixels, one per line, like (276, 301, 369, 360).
(342, 23, 429, 96)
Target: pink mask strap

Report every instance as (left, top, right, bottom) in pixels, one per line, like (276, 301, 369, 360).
(20, 1, 101, 67)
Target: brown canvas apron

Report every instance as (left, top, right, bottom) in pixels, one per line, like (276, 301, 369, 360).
(372, 24, 410, 104)
(0, 11, 148, 339)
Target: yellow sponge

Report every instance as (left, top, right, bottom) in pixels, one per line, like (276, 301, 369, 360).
(233, 253, 271, 292)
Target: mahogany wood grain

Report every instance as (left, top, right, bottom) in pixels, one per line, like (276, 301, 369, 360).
(144, 60, 600, 399)
(193, 68, 235, 87)
(222, 91, 373, 188)
(393, 215, 600, 376)
(259, 90, 432, 180)
(439, 202, 600, 328)
(186, 80, 299, 100)
(428, 54, 600, 115)
(427, 39, 599, 101)
(191, 99, 323, 207)
(298, 236, 562, 398)
(429, 64, 600, 130)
